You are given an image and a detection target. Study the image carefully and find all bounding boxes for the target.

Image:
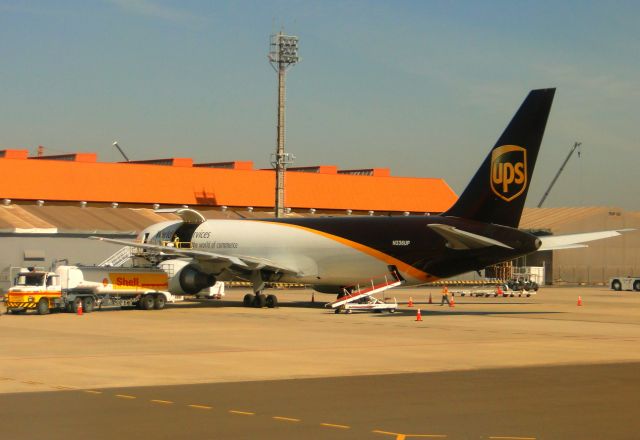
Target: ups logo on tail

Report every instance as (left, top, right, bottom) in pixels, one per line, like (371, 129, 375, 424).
(490, 145, 527, 202)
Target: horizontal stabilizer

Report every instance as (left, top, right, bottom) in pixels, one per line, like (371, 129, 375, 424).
(538, 229, 633, 251)
(427, 224, 513, 250)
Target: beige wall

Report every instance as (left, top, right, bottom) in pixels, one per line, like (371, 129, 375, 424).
(540, 210, 640, 284)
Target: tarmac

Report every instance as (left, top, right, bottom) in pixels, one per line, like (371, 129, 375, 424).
(1, 285, 640, 439)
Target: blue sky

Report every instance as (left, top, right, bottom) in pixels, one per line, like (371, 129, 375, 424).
(1, 1, 638, 209)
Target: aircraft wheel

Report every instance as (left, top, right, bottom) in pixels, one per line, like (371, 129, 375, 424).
(266, 294, 278, 308)
(253, 293, 267, 308)
(243, 294, 253, 307)
(36, 298, 49, 315)
(153, 294, 166, 310)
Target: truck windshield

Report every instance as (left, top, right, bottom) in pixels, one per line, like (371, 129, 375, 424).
(16, 273, 45, 286)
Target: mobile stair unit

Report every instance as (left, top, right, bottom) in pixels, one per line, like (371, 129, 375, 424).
(327, 271, 403, 314)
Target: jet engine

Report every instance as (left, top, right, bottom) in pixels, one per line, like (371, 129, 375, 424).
(160, 259, 216, 295)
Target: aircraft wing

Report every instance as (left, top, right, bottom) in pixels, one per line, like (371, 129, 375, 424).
(537, 229, 633, 251)
(427, 224, 513, 250)
(89, 236, 301, 275)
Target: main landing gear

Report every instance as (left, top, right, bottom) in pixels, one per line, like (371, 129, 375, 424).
(242, 292, 278, 308)
(242, 270, 279, 309)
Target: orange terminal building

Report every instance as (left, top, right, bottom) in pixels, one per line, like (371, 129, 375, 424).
(0, 149, 457, 214)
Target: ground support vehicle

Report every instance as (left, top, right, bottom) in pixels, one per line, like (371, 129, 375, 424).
(327, 273, 402, 314)
(5, 266, 177, 315)
(341, 296, 398, 314)
(609, 277, 640, 292)
(453, 286, 536, 298)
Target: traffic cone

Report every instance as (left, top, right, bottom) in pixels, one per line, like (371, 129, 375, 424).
(449, 296, 455, 308)
(77, 300, 83, 316)
(577, 296, 583, 306)
(415, 309, 422, 322)
(408, 296, 414, 307)
(428, 293, 433, 304)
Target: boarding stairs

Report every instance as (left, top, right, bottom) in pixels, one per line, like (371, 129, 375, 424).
(328, 272, 404, 309)
(99, 246, 134, 267)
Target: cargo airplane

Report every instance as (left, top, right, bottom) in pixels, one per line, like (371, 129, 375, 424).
(93, 88, 628, 307)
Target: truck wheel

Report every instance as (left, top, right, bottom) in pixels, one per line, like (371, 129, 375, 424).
(266, 294, 278, 308)
(243, 294, 253, 307)
(37, 298, 50, 315)
(153, 294, 166, 310)
(633, 281, 640, 292)
(611, 280, 622, 291)
(82, 297, 95, 313)
(141, 294, 155, 310)
(71, 297, 83, 313)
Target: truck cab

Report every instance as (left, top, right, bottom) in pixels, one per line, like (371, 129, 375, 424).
(6, 269, 61, 314)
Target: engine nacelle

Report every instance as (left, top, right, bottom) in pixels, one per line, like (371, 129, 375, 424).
(160, 259, 216, 295)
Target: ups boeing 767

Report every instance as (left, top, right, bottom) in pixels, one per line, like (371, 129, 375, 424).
(93, 89, 627, 307)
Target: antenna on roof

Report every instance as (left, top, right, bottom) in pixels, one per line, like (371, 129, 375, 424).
(113, 141, 130, 162)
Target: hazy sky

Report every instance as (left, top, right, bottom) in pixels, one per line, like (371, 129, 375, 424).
(1, 1, 638, 210)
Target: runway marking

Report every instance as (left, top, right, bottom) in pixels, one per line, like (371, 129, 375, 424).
(188, 404, 212, 410)
(320, 423, 350, 429)
(115, 394, 136, 399)
(272, 416, 301, 422)
(229, 410, 255, 416)
(83, 390, 102, 394)
(150, 399, 173, 405)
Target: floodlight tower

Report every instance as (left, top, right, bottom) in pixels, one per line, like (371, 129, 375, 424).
(269, 32, 299, 218)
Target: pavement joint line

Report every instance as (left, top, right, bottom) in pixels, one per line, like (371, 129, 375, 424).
(372, 430, 402, 437)
(404, 435, 447, 439)
(150, 399, 174, 405)
(115, 394, 136, 399)
(320, 423, 351, 429)
(489, 437, 536, 440)
(229, 410, 255, 416)
(83, 390, 103, 394)
(272, 416, 301, 422)
(188, 404, 213, 410)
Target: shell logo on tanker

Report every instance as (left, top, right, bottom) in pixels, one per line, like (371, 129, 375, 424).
(490, 145, 527, 202)
(108, 273, 168, 290)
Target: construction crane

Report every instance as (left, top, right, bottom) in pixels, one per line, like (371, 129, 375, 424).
(537, 142, 582, 208)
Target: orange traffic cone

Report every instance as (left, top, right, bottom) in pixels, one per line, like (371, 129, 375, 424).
(77, 300, 83, 316)
(449, 296, 455, 308)
(577, 296, 583, 306)
(408, 296, 414, 307)
(428, 293, 433, 304)
(415, 309, 422, 321)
